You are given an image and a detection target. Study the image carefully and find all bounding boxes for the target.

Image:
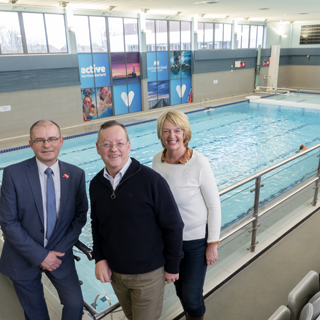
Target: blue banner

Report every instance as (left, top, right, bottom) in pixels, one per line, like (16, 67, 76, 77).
(78, 54, 95, 89)
(128, 83, 142, 113)
(113, 85, 129, 116)
(92, 53, 110, 87)
(79, 53, 111, 89)
(157, 52, 169, 81)
(181, 51, 192, 79)
(147, 52, 157, 82)
(181, 78, 192, 104)
(170, 79, 181, 106)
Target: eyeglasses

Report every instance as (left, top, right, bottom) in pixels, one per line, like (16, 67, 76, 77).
(83, 100, 92, 105)
(31, 137, 61, 144)
(98, 141, 128, 149)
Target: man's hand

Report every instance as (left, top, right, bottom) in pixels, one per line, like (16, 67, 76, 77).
(95, 260, 112, 283)
(165, 272, 179, 283)
(206, 243, 218, 265)
(40, 251, 65, 271)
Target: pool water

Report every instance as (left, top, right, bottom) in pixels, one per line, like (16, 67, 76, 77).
(265, 92, 320, 105)
(1, 101, 320, 309)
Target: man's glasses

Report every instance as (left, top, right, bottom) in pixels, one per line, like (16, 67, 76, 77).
(31, 137, 61, 144)
(97, 141, 128, 149)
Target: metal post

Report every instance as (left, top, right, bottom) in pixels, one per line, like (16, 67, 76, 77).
(312, 151, 320, 206)
(250, 176, 261, 252)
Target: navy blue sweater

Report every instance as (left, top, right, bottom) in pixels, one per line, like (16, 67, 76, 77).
(90, 158, 184, 274)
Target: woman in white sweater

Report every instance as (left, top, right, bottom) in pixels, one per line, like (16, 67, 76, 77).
(152, 110, 221, 320)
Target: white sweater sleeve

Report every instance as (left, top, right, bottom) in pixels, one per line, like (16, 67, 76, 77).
(199, 155, 221, 242)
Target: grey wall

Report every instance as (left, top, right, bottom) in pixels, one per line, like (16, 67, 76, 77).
(0, 54, 80, 93)
(193, 69, 255, 102)
(0, 85, 83, 140)
(0, 54, 83, 139)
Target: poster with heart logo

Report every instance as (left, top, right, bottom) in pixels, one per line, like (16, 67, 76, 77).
(170, 78, 192, 106)
(113, 83, 142, 115)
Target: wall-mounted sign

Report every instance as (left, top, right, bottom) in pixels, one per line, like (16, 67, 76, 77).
(0, 105, 11, 112)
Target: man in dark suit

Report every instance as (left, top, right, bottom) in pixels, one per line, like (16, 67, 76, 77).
(0, 120, 88, 320)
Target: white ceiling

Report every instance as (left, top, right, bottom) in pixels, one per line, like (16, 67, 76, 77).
(1, 0, 320, 23)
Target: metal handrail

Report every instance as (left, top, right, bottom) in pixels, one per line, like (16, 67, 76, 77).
(77, 143, 320, 318)
(219, 143, 320, 197)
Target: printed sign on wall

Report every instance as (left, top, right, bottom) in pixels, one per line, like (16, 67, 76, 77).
(81, 88, 97, 121)
(170, 78, 192, 106)
(78, 53, 110, 89)
(126, 52, 141, 84)
(113, 84, 142, 115)
(147, 52, 169, 82)
(170, 51, 191, 80)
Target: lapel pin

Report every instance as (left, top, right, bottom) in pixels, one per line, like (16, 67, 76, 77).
(63, 174, 69, 179)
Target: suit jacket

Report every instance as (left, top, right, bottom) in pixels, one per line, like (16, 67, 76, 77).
(0, 157, 88, 280)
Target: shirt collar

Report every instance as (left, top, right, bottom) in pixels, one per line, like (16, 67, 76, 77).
(103, 157, 132, 180)
(36, 158, 59, 175)
(161, 147, 193, 165)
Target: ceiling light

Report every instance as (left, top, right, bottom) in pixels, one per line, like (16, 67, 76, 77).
(195, 1, 219, 3)
(141, 8, 149, 13)
(175, 11, 182, 16)
(244, 17, 249, 21)
(259, 8, 269, 10)
(199, 13, 205, 17)
(108, 6, 116, 11)
(9, 0, 18, 3)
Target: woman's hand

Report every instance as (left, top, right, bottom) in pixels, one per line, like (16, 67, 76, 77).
(165, 271, 179, 283)
(205, 243, 218, 265)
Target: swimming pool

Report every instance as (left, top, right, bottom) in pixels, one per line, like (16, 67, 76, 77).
(265, 92, 320, 105)
(1, 100, 320, 310)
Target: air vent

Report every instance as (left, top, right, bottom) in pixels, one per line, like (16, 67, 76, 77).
(300, 25, 320, 44)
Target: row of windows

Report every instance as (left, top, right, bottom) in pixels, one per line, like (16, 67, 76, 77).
(0, 11, 67, 54)
(145, 20, 192, 51)
(0, 10, 265, 55)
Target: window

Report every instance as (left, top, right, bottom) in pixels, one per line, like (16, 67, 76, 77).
(169, 21, 180, 50)
(109, 17, 124, 52)
(156, 20, 168, 51)
(90, 16, 108, 52)
(146, 20, 155, 51)
(242, 25, 250, 48)
(198, 22, 204, 49)
(0, 11, 23, 54)
(250, 25, 257, 48)
(204, 23, 213, 49)
(257, 26, 264, 47)
(124, 18, 138, 52)
(223, 24, 232, 49)
(214, 24, 223, 49)
(181, 21, 191, 50)
(23, 13, 47, 53)
(74, 16, 91, 53)
(236, 24, 264, 49)
(45, 14, 67, 53)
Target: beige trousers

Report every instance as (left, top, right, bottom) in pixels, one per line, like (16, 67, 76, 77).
(111, 267, 165, 320)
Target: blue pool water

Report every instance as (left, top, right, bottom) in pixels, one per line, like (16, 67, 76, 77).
(265, 92, 320, 105)
(1, 101, 320, 309)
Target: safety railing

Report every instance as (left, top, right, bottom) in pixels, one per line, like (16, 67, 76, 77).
(76, 143, 320, 319)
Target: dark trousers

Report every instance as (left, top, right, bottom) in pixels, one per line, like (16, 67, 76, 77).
(175, 237, 207, 318)
(12, 268, 83, 320)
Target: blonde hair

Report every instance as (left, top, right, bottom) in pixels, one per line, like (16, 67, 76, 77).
(157, 110, 192, 148)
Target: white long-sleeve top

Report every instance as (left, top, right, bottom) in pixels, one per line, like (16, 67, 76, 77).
(152, 150, 221, 242)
